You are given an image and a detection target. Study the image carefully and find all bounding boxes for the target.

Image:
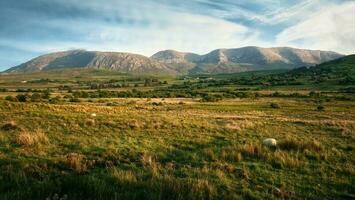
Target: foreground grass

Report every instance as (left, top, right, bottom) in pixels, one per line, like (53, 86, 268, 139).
(0, 98, 354, 199)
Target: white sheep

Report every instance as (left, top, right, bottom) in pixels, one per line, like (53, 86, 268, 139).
(263, 138, 277, 147)
(91, 113, 97, 117)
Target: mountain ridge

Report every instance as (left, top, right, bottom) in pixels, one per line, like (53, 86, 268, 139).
(4, 47, 344, 75)
(6, 50, 176, 75)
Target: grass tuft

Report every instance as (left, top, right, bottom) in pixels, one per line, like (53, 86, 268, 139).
(278, 138, 324, 152)
(66, 153, 86, 172)
(240, 144, 263, 159)
(16, 129, 49, 146)
(270, 151, 301, 169)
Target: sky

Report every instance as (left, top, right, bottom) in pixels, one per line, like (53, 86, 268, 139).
(0, 0, 354, 70)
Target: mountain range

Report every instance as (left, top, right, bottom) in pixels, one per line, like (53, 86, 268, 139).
(4, 47, 344, 75)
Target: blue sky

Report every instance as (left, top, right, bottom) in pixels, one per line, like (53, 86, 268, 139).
(0, 0, 354, 70)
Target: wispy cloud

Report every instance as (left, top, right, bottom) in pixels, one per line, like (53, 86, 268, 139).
(276, 1, 355, 54)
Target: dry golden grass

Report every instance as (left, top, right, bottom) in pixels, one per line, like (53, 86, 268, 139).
(16, 129, 49, 146)
(240, 144, 263, 158)
(234, 152, 243, 162)
(0, 97, 353, 199)
(85, 119, 95, 126)
(66, 153, 86, 172)
(224, 120, 259, 131)
(278, 138, 324, 152)
(270, 151, 301, 169)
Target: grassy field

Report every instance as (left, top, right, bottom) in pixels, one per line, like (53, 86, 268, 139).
(0, 70, 354, 199)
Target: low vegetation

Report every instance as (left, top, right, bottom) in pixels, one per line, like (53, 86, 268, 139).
(0, 96, 353, 199)
(0, 66, 354, 199)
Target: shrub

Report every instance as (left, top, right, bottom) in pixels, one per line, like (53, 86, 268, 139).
(16, 94, 28, 102)
(42, 89, 51, 99)
(5, 96, 17, 102)
(30, 93, 42, 102)
(270, 102, 280, 109)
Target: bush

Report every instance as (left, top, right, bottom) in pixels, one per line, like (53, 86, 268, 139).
(42, 89, 51, 99)
(5, 96, 17, 102)
(16, 94, 28, 102)
(270, 103, 280, 109)
(30, 93, 42, 102)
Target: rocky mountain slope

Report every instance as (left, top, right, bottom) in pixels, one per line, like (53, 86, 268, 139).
(5, 47, 344, 75)
(152, 47, 343, 74)
(6, 50, 176, 75)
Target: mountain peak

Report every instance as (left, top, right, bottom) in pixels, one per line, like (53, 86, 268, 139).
(151, 50, 200, 64)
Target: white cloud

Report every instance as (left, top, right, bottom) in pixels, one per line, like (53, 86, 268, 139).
(264, 0, 324, 24)
(0, 0, 265, 56)
(276, 1, 355, 54)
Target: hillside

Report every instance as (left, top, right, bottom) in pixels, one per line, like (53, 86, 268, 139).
(154, 47, 343, 74)
(5, 47, 343, 75)
(225, 54, 355, 86)
(151, 50, 200, 74)
(5, 50, 176, 75)
(289, 54, 355, 84)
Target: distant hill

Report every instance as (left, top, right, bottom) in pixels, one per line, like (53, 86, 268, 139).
(229, 54, 355, 86)
(153, 47, 343, 74)
(5, 47, 343, 75)
(289, 54, 355, 84)
(5, 50, 176, 75)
